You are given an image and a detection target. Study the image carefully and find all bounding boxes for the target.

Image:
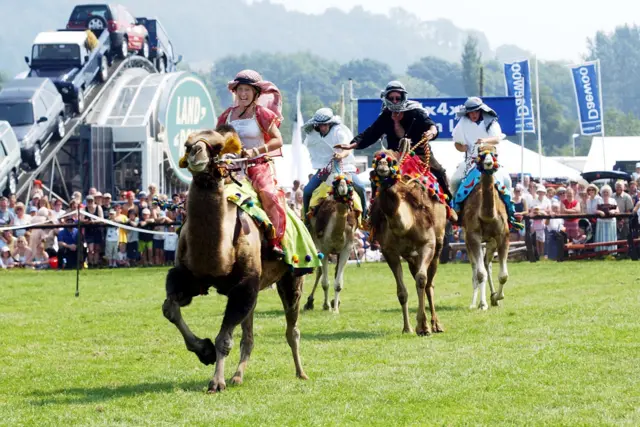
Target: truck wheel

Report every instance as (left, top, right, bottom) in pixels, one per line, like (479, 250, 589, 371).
(3, 169, 17, 197)
(157, 56, 165, 73)
(75, 91, 85, 115)
(139, 40, 149, 59)
(55, 115, 65, 139)
(86, 16, 106, 32)
(29, 144, 42, 170)
(118, 36, 128, 59)
(98, 56, 108, 82)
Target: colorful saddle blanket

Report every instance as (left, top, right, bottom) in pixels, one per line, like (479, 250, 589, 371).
(309, 178, 363, 227)
(398, 153, 451, 215)
(224, 178, 323, 273)
(452, 167, 524, 230)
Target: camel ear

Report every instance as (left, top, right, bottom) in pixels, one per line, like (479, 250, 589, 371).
(221, 133, 242, 155)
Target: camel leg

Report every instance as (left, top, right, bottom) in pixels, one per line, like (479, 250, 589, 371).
(230, 307, 255, 386)
(408, 244, 435, 336)
(163, 266, 216, 365)
(466, 236, 488, 310)
(384, 251, 413, 334)
(277, 271, 308, 380)
(321, 255, 331, 310)
(492, 236, 510, 306)
(427, 239, 444, 333)
(484, 244, 497, 306)
(208, 276, 260, 393)
(304, 267, 322, 310)
(332, 244, 352, 314)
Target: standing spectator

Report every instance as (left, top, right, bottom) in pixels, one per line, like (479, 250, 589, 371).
(164, 225, 178, 266)
(595, 185, 619, 253)
(511, 184, 528, 242)
(82, 195, 103, 268)
(0, 229, 17, 253)
(138, 208, 154, 267)
(29, 208, 54, 255)
(585, 184, 602, 214)
(292, 189, 303, 219)
(101, 193, 112, 212)
(10, 202, 31, 238)
(529, 184, 550, 258)
(0, 197, 14, 226)
(562, 188, 582, 241)
(137, 191, 148, 209)
(629, 180, 639, 205)
(148, 183, 158, 202)
(51, 199, 66, 221)
(125, 208, 139, 266)
(122, 191, 138, 216)
(151, 198, 167, 265)
(8, 194, 17, 211)
(613, 180, 633, 240)
(632, 162, 640, 181)
(546, 186, 557, 202)
(290, 180, 301, 206)
(113, 204, 128, 266)
(555, 187, 567, 204)
(104, 209, 120, 268)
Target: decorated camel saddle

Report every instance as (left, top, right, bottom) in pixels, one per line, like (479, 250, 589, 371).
(451, 146, 524, 230)
(370, 138, 453, 218)
(223, 175, 323, 274)
(307, 160, 363, 227)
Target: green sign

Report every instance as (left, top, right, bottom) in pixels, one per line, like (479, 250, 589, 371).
(164, 75, 216, 183)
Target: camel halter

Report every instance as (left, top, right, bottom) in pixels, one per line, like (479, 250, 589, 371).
(475, 149, 499, 175)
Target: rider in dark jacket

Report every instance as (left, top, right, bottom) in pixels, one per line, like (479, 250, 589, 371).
(335, 81, 452, 200)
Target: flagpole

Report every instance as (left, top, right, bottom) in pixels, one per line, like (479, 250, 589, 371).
(596, 59, 607, 169)
(535, 56, 543, 180)
(520, 97, 525, 186)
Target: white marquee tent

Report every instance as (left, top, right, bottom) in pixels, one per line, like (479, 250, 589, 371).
(583, 136, 640, 172)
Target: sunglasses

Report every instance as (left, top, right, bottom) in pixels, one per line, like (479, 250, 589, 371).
(387, 96, 402, 102)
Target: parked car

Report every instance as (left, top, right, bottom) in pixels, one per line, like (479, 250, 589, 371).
(25, 29, 110, 114)
(0, 121, 22, 196)
(0, 78, 66, 169)
(66, 4, 149, 60)
(135, 17, 182, 73)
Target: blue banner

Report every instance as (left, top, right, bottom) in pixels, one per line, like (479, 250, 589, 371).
(356, 96, 517, 138)
(503, 59, 535, 133)
(570, 61, 603, 136)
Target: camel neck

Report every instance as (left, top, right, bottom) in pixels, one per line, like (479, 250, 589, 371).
(480, 173, 495, 220)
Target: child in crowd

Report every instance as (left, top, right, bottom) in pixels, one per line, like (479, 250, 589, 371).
(0, 246, 15, 269)
(138, 208, 154, 267)
(105, 209, 120, 268)
(164, 225, 178, 266)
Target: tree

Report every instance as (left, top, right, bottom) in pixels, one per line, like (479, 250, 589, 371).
(461, 35, 482, 96)
(604, 108, 640, 136)
(406, 56, 463, 96)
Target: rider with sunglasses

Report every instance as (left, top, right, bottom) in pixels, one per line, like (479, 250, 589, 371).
(334, 81, 452, 200)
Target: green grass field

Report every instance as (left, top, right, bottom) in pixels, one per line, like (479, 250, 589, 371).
(1, 261, 639, 426)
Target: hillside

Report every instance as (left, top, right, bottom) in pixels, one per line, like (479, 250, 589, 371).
(1, 0, 510, 74)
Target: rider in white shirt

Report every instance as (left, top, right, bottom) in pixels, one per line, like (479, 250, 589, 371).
(302, 108, 367, 219)
(451, 97, 512, 196)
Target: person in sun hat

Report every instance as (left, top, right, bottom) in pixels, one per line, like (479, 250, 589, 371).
(334, 80, 452, 200)
(216, 69, 287, 256)
(450, 96, 511, 197)
(632, 162, 640, 181)
(301, 107, 367, 220)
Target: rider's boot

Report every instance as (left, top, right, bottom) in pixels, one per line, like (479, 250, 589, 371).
(269, 239, 286, 258)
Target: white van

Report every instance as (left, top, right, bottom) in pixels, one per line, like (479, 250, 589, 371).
(0, 121, 22, 196)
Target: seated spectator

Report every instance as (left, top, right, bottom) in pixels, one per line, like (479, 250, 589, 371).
(0, 230, 17, 253)
(13, 236, 33, 267)
(11, 203, 31, 238)
(0, 196, 14, 226)
(57, 216, 80, 269)
(51, 198, 66, 221)
(0, 246, 15, 269)
(27, 240, 49, 270)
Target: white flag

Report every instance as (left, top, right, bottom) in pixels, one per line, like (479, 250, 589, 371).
(291, 81, 304, 182)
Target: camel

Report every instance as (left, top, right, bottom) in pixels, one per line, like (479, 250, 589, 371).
(369, 148, 452, 336)
(460, 145, 510, 310)
(162, 128, 309, 393)
(304, 171, 359, 313)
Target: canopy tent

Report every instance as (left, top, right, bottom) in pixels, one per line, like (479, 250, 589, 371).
(272, 144, 314, 189)
(430, 139, 581, 180)
(583, 136, 640, 172)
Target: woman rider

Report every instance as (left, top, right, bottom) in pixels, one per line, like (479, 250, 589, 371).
(217, 69, 287, 256)
(334, 80, 452, 200)
(302, 107, 367, 220)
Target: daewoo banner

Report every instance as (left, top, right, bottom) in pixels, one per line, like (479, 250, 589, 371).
(503, 59, 535, 133)
(570, 60, 604, 135)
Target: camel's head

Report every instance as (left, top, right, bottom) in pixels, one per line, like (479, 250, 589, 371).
(475, 145, 499, 175)
(330, 174, 355, 205)
(180, 126, 242, 178)
(370, 150, 400, 184)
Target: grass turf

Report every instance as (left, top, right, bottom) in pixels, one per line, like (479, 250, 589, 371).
(0, 261, 639, 426)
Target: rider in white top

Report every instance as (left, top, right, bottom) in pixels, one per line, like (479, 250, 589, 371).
(302, 107, 367, 219)
(450, 97, 512, 196)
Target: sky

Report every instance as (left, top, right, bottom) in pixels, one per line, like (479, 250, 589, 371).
(264, 0, 639, 62)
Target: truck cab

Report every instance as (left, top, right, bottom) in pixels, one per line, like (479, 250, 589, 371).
(25, 30, 110, 114)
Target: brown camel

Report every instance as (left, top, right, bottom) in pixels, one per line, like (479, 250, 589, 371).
(162, 128, 307, 393)
(461, 145, 510, 310)
(304, 173, 359, 313)
(369, 149, 450, 336)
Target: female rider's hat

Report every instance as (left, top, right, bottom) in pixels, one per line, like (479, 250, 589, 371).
(302, 108, 341, 134)
(457, 96, 497, 118)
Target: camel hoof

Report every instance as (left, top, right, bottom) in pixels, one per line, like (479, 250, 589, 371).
(297, 372, 309, 380)
(192, 338, 216, 365)
(322, 303, 330, 311)
(415, 327, 431, 337)
(402, 327, 414, 334)
(432, 321, 444, 333)
(303, 299, 314, 311)
(478, 303, 488, 311)
(207, 379, 226, 393)
(490, 293, 500, 307)
(229, 375, 243, 386)
(330, 299, 341, 309)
